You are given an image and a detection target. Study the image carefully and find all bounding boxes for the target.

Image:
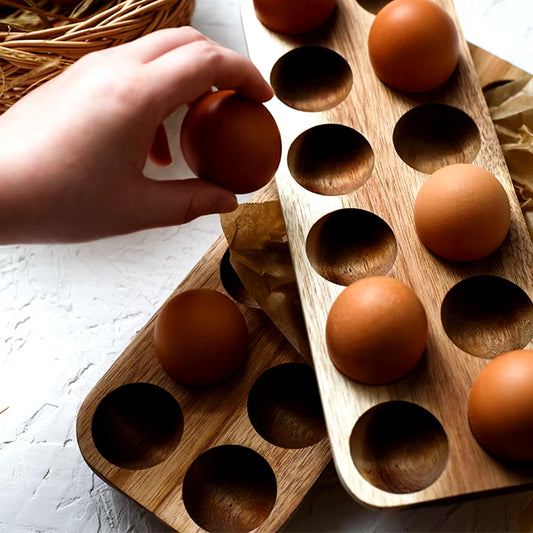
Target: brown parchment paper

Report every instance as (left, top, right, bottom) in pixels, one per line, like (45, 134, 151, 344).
(486, 75, 533, 237)
(220, 75, 533, 364)
(220, 201, 312, 364)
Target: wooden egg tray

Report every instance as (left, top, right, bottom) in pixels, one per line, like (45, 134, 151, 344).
(241, 0, 533, 510)
(76, 224, 332, 532)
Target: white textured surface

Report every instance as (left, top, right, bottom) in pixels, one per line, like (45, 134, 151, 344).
(1, 1, 532, 532)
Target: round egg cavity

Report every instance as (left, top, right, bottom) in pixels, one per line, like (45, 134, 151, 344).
(288, 124, 374, 195)
(182, 445, 277, 533)
(306, 208, 397, 286)
(356, 0, 394, 14)
(91, 383, 183, 470)
(247, 363, 327, 449)
(220, 249, 260, 309)
(350, 401, 449, 494)
(483, 79, 514, 93)
(270, 46, 352, 112)
(393, 104, 481, 174)
(441, 275, 533, 359)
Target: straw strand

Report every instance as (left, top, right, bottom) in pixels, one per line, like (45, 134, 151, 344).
(0, 0, 195, 112)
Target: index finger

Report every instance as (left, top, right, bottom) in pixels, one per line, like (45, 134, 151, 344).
(141, 39, 274, 120)
(107, 26, 207, 64)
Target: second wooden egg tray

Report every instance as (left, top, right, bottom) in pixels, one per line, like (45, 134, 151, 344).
(76, 236, 331, 532)
(241, 0, 533, 509)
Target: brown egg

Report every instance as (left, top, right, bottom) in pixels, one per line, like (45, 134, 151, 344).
(325, 276, 427, 385)
(468, 350, 533, 462)
(253, 0, 336, 35)
(368, 0, 460, 92)
(414, 164, 511, 262)
(180, 90, 282, 194)
(154, 289, 248, 387)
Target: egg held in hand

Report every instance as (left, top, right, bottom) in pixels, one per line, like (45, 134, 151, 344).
(414, 164, 511, 262)
(154, 289, 249, 387)
(326, 276, 428, 385)
(468, 350, 533, 462)
(180, 90, 282, 195)
(368, 0, 460, 92)
(253, 0, 337, 35)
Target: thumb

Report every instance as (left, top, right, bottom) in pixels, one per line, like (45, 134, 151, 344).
(128, 177, 238, 229)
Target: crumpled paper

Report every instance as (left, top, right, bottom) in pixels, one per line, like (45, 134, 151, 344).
(485, 75, 533, 237)
(220, 201, 312, 364)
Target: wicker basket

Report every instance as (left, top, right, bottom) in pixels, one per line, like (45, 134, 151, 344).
(0, 0, 195, 112)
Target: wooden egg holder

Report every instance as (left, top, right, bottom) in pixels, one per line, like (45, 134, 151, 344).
(240, 0, 533, 510)
(76, 218, 332, 531)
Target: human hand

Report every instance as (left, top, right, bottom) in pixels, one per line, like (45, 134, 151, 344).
(0, 27, 274, 243)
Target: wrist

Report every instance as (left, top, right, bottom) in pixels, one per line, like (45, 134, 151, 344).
(0, 156, 57, 244)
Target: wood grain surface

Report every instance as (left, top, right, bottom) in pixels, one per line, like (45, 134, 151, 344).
(241, 0, 533, 510)
(77, 5, 533, 531)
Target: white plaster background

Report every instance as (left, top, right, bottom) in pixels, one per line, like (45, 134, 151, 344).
(1, 1, 532, 532)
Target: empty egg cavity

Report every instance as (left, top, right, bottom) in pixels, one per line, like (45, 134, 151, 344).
(288, 124, 374, 195)
(182, 445, 277, 533)
(247, 363, 327, 449)
(306, 208, 397, 286)
(270, 46, 352, 112)
(350, 401, 449, 494)
(91, 383, 184, 470)
(393, 103, 481, 174)
(220, 249, 260, 309)
(355, 0, 394, 14)
(441, 275, 533, 359)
